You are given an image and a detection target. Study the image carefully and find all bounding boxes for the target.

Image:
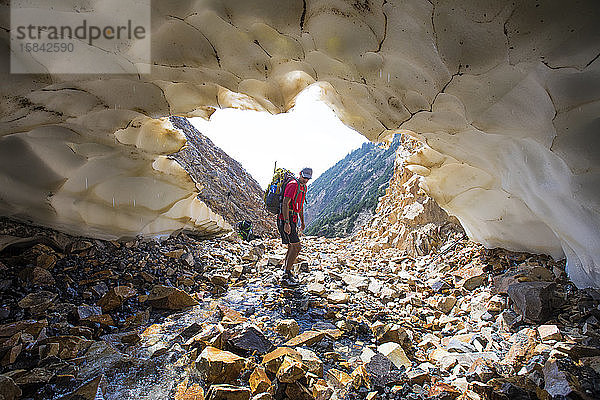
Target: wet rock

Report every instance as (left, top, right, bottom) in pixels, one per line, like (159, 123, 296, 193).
(227, 326, 273, 356)
(276, 355, 305, 383)
(262, 347, 302, 374)
(175, 377, 205, 400)
(296, 347, 323, 377)
(206, 384, 251, 400)
(196, 346, 246, 384)
(249, 366, 271, 395)
(77, 305, 102, 320)
(284, 330, 325, 347)
(97, 286, 137, 312)
(307, 282, 326, 296)
(57, 375, 107, 400)
(326, 290, 349, 304)
(38, 336, 93, 360)
(276, 319, 299, 340)
(507, 282, 559, 323)
(147, 285, 198, 309)
(0, 374, 21, 400)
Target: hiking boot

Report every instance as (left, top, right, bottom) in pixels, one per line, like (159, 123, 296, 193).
(281, 272, 299, 288)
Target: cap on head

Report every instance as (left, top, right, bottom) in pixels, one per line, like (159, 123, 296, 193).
(300, 167, 313, 179)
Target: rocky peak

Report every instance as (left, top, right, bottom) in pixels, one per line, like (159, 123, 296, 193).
(169, 117, 276, 238)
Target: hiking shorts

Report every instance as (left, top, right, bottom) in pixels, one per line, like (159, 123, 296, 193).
(277, 218, 299, 244)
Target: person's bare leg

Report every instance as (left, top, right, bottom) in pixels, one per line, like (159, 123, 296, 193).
(287, 243, 301, 272)
(284, 244, 292, 273)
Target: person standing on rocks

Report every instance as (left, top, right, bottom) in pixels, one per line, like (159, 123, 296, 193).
(278, 167, 312, 287)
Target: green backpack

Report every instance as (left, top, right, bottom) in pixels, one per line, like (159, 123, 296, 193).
(264, 168, 294, 215)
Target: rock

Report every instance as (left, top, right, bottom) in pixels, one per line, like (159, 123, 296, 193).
(227, 326, 273, 355)
(365, 353, 402, 387)
(38, 336, 93, 360)
(276, 319, 300, 340)
(196, 346, 246, 384)
(325, 369, 353, 392)
(406, 368, 429, 384)
(284, 331, 325, 347)
(97, 286, 137, 311)
(276, 355, 305, 383)
(436, 296, 457, 314)
(165, 249, 185, 259)
(17, 291, 57, 315)
(453, 265, 487, 291)
(377, 342, 411, 370)
(0, 374, 21, 400)
(206, 384, 251, 400)
(486, 295, 506, 314)
(310, 379, 333, 400)
(175, 377, 204, 400)
(285, 381, 313, 400)
(307, 282, 326, 296)
(147, 285, 199, 309)
(58, 375, 107, 400)
(30, 267, 56, 286)
(507, 282, 558, 322)
(543, 358, 579, 398)
(503, 328, 538, 367)
(77, 305, 102, 320)
(249, 366, 271, 395)
(428, 382, 461, 400)
(262, 347, 302, 374)
(296, 347, 323, 377)
(11, 367, 55, 386)
(327, 291, 349, 304)
(537, 324, 562, 342)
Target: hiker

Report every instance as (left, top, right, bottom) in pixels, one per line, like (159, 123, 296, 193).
(279, 167, 312, 287)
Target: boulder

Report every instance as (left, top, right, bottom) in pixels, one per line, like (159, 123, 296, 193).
(206, 384, 251, 400)
(147, 285, 199, 309)
(98, 286, 137, 311)
(276, 355, 305, 383)
(17, 291, 57, 315)
(262, 347, 302, 374)
(227, 326, 273, 355)
(174, 377, 204, 400)
(284, 331, 325, 347)
(507, 282, 559, 322)
(249, 366, 271, 395)
(377, 342, 411, 370)
(276, 319, 300, 340)
(196, 346, 246, 384)
(537, 325, 562, 342)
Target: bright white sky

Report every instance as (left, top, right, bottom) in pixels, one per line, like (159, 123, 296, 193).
(190, 86, 368, 189)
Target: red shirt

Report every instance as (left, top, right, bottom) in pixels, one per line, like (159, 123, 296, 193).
(279, 178, 307, 223)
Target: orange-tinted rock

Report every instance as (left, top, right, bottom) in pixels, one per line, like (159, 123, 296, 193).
(276, 355, 305, 383)
(147, 285, 198, 309)
(175, 377, 205, 400)
(284, 331, 325, 347)
(262, 347, 302, 374)
(196, 346, 246, 384)
(249, 366, 271, 394)
(205, 384, 251, 400)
